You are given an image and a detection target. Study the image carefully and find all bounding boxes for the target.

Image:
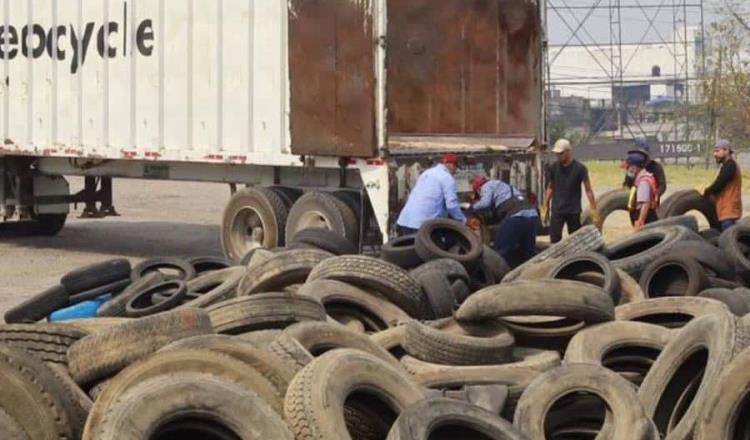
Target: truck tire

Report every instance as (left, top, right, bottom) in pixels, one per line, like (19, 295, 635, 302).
(85, 373, 292, 440)
(4, 284, 69, 323)
(269, 185, 303, 209)
(582, 189, 629, 230)
(615, 297, 730, 328)
(548, 251, 621, 304)
(604, 225, 699, 277)
(639, 254, 709, 298)
(403, 318, 514, 366)
(658, 190, 720, 230)
(695, 347, 750, 439)
(221, 187, 289, 262)
(514, 364, 657, 440)
(0, 323, 87, 366)
(32, 213, 67, 236)
(415, 219, 483, 266)
(238, 249, 332, 295)
(381, 235, 422, 269)
(206, 292, 326, 334)
(308, 255, 425, 318)
(290, 228, 357, 255)
(387, 398, 526, 440)
(285, 191, 358, 246)
(283, 349, 425, 440)
(67, 308, 213, 385)
(60, 259, 132, 295)
(639, 311, 746, 440)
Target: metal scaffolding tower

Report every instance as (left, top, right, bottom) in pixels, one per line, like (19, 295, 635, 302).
(543, 0, 706, 150)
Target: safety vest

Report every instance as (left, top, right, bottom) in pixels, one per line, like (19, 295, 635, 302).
(628, 172, 660, 212)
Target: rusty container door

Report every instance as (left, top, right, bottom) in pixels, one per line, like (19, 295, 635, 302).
(288, 0, 377, 158)
(386, 0, 541, 138)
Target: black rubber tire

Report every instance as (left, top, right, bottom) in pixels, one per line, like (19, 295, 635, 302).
(85, 373, 293, 440)
(67, 308, 213, 385)
(415, 219, 483, 266)
(180, 266, 245, 309)
(0, 407, 29, 440)
(0, 323, 88, 366)
(60, 259, 132, 295)
(410, 260, 469, 319)
(291, 228, 357, 255)
(695, 347, 750, 439)
(615, 296, 730, 329)
(548, 251, 621, 304)
(124, 280, 187, 318)
(283, 349, 425, 440)
(514, 364, 658, 440)
(269, 185, 303, 209)
(656, 189, 693, 219)
(381, 235, 423, 269)
(582, 188, 629, 231)
(96, 273, 164, 317)
(238, 249, 332, 295)
(387, 398, 527, 440)
(32, 213, 67, 236)
(639, 254, 709, 298)
(504, 225, 604, 283)
(206, 292, 326, 334)
(697, 288, 750, 315)
(658, 190, 720, 230)
(643, 214, 700, 232)
(403, 318, 514, 366)
(718, 225, 750, 284)
(668, 240, 736, 281)
(699, 228, 721, 242)
(186, 256, 233, 275)
(604, 225, 701, 277)
(479, 245, 511, 284)
(285, 191, 359, 245)
(221, 186, 289, 262)
(130, 257, 196, 282)
(308, 255, 425, 318)
(4, 284, 69, 323)
(639, 311, 747, 439)
(69, 278, 131, 304)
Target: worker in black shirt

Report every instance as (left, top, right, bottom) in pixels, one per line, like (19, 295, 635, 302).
(622, 138, 667, 196)
(544, 139, 599, 243)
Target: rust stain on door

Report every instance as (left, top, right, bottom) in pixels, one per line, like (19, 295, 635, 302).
(386, 0, 541, 138)
(288, 0, 377, 158)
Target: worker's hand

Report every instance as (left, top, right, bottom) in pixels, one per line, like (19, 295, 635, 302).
(634, 219, 645, 232)
(694, 186, 706, 195)
(467, 217, 482, 231)
(541, 205, 550, 225)
(591, 209, 603, 227)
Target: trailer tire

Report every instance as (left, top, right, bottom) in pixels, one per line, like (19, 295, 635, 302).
(4, 284, 69, 323)
(32, 213, 67, 236)
(286, 191, 358, 246)
(222, 187, 289, 262)
(291, 228, 357, 255)
(67, 308, 213, 385)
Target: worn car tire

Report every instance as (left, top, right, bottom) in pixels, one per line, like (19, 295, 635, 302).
(549, 251, 621, 303)
(381, 235, 422, 269)
(695, 346, 750, 439)
(618, 268, 648, 304)
(582, 188, 629, 230)
(285, 191, 359, 245)
(85, 373, 292, 440)
(206, 292, 326, 334)
(130, 257, 196, 282)
(514, 364, 658, 440)
(411, 261, 470, 319)
(387, 398, 526, 440)
(643, 214, 699, 232)
(698, 288, 750, 315)
(186, 256, 233, 275)
(479, 245, 511, 284)
(668, 240, 736, 280)
(639, 254, 709, 298)
(124, 280, 187, 318)
(308, 255, 425, 318)
(4, 284, 69, 323)
(415, 219, 483, 266)
(284, 349, 426, 440)
(96, 272, 164, 317)
(0, 322, 88, 366)
(0, 408, 29, 440)
(179, 266, 244, 309)
(238, 249, 332, 295)
(658, 190, 720, 230)
(290, 227, 357, 255)
(718, 225, 750, 284)
(403, 318, 514, 366)
(615, 297, 730, 329)
(639, 311, 748, 439)
(67, 308, 213, 385)
(221, 186, 289, 262)
(60, 259, 132, 295)
(604, 225, 700, 277)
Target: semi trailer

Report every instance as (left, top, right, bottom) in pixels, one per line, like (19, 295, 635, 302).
(0, 0, 544, 260)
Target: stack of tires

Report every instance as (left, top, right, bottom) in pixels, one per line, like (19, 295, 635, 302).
(2, 215, 750, 438)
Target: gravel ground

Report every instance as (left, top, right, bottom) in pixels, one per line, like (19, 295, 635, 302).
(0, 177, 229, 315)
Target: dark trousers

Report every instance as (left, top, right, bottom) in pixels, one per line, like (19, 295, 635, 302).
(397, 225, 418, 236)
(494, 216, 538, 269)
(720, 219, 738, 231)
(629, 209, 658, 226)
(549, 213, 581, 244)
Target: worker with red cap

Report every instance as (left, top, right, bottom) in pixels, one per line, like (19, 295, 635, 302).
(470, 176, 539, 268)
(396, 153, 466, 235)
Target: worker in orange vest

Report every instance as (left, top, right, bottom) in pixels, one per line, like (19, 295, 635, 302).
(625, 152, 660, 231)
(703, 139, 743, 231)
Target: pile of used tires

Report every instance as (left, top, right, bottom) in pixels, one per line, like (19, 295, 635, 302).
(2, 218, 750, 439)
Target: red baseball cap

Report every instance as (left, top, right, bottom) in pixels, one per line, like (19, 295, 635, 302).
(471, 176, 488, 193)
(442, 153, 459, 165)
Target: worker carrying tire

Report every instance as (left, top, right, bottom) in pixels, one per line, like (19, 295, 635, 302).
(625, 152, 660, 231)
(396, 154, 466, 236)
(702, 139, 742, 231)
(543, 139, 599, 243)
(470, 176, 538, 268)
(622, 138, 667, 196)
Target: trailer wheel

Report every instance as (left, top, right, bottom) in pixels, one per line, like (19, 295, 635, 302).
(32, 214, 67, 236)
(221, 187, 288, 262)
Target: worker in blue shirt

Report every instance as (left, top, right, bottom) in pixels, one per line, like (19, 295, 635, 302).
(471, 176, 538, 268)
(396, 154, 466, 235)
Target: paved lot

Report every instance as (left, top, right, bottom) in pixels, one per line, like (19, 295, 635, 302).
(0, 177, 230, 315)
